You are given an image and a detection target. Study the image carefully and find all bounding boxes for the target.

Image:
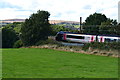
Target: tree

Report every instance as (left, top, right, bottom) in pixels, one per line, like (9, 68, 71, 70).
(115, 24, 120, 35)
(85, 13, 107, 25)
(21, 10, 51, 46)
(99, 19, 118, 35)
(112, 20, 117, 25)
(83, 13, 118, 35)
(2, 27, 18, 48)
(12, 22, 23, 33)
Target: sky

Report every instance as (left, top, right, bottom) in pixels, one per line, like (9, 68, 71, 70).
(0, 0, 119, 22)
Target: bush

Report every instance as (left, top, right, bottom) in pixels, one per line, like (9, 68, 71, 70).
(35, 38, 58, 46)
(107, 42, 120, 50)
(35, 40, 48, 46)
(13, 40, 23, 48)
(2, 27, 18, 48)
(82, 42, 120, 51)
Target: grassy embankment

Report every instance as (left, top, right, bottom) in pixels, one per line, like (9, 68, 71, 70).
(2, 48, 118, 78)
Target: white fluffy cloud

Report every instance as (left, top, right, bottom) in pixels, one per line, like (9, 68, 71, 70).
(0, 0, 119, 22)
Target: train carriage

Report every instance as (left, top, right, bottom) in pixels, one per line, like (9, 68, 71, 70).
(98, 35, 120, 42)
(64, 33, 96, 43)
(55, 31, 120, 43)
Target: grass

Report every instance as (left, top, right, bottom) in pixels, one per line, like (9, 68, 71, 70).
(2, 48, 118, 78)
(0, 49, 2, 78)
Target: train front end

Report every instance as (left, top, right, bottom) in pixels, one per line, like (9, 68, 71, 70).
(55, 31, 67, 41)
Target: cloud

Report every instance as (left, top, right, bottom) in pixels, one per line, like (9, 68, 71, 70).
(83, 5, 92, 10)
(0, 8, 32, 19)
(0, 1, 21, 9)
(0, 0, 119, 22)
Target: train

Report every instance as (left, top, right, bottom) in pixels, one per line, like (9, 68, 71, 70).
(55, 31, 120, 43)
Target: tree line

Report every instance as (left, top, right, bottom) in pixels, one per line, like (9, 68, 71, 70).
(1, 10, 120, 48)
(82, 13, 119, 35)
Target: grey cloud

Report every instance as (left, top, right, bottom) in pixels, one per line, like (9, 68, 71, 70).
(0, 1, 21, 9)
(83, 5, 91, 9)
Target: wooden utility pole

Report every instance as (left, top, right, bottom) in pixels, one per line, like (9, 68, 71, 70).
(80, 17, 82, 32)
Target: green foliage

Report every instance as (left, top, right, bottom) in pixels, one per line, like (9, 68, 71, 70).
(83, 13, 119, 35)
(82, 42, 120, 51)
(82, 25, 99, 34)
(13, 40, 23, 48)
(98, 19, 118, 35)
(35, 40, 51, 46)
(4, 22, 22, 34)
(83, 24, 120, 35)
(35, 38, 58, 45)
(115, 24, 120, 35)
(21, 10, 51, 46)
(13, 26, 21, 33)
(100, 18, 113, 25)
(50, 24, 78, 36)
(50, 25, 63, 35)
(13, 22, 22, 33)
(112, 20, 117, 25)
(3, 48, 118, 78)
(106, 42, 120, 50)
(85, 13, 107, 25)
(2, 27, 18, 48)
(83, 13, 108, 34)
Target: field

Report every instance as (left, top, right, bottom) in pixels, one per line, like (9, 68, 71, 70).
(2, 48, 118, 78)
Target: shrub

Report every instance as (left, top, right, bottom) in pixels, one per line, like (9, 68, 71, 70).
(13, 40, 23, 48)
(35, 38, 58, 46)
(82, 42, 120, 51)
(2, 27, 18, 48)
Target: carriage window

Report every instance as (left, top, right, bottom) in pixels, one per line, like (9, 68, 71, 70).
(105, 38, 111, 42)
(67, 35, 84, 39)
(105, 38, 117, 42)
(110, 39, 117, 42)
(113, 39, 117, 41)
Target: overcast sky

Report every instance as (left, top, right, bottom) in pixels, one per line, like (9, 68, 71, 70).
(0, 0, 119, 22)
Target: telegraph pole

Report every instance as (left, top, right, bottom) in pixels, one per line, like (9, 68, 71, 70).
(80, 17, 82, 32)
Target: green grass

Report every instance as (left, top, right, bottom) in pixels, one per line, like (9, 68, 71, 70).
(2, 48, 118, 78)
(0, 49, 2, 79)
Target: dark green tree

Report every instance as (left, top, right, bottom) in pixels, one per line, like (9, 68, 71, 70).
(83, 13, 118, 35)
(12, 22, 23, 33)
(4, 22, 23, 34)
(85, 13, 107, 25)
(21, 10, 51, 46)
(98, 19, 118, 35)
(115, 24, 120, 35)
(112, 20, 117, 25)
(2, 27, 18, 48)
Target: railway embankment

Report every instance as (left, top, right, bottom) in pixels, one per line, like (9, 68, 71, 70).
(23, 43, 119, 57)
